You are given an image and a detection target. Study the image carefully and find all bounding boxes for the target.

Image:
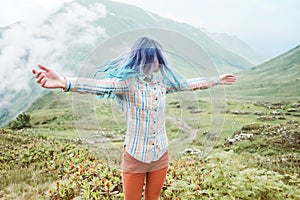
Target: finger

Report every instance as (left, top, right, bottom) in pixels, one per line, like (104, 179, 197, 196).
(228, 78, 236, 83)
(225, 74, 235, 77)
(221, 74, 232, 80)
(225, 74, 235, 79)
(230, 75, 237, 79)
(38, 64, 50, 72)
(225, 75, 236, 80)
(230, 77, 237, 81)
(35, 71, 43, 79)
(41, 78, 47, 88)
(226, 78, 236, 83)
(36, 74, 45, 84)
(226, 77, 236, 81)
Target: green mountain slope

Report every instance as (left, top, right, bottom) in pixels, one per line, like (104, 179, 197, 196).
(227, 45, 300, 99)
(90, 0, 254, 72)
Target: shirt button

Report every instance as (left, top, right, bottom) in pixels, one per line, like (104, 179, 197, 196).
(155, 97, 158, 100)
(153, 132, 156, 134)
(154, 108, 157, 112)
(152, 143, 155, 145)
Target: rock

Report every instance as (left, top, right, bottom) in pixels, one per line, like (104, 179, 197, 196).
(257, 116, 276, 121)
(225, 137, 236, 145)
(254, 111, 264, 115)
(293, 113, 300, 117)
(271, 111, 283, 115)
(287, 108, 298, 112)
(190, 109, 202, 113)
(231, 110, 250, 115)
(184, 148, 202, 155)
(276, 116, 286, 120)
(291, 103, 300, 108)
(187, 106, 197, 110)
(225, 133, 253, 146)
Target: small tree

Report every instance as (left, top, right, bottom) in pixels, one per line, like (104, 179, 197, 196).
(8, 112, 32, 130)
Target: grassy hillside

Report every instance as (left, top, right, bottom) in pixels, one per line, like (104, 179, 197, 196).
(1, 93, 300, 199)
(3, 57, 300, 198)
(227, 45, 300, 100)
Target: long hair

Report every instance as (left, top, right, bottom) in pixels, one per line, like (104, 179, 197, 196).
(94, 37, 182, 98)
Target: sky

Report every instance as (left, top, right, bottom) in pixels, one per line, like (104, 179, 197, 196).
(0, 0, 300, 58)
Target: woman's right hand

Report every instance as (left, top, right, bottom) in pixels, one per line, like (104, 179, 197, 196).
(32, 64, 66, 89)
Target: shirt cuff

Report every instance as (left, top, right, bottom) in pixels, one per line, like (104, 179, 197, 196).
(63, 77, 75, 92)
(204, 77, 220, 85)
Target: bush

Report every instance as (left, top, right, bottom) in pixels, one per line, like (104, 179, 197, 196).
(8, 113, 32, 130)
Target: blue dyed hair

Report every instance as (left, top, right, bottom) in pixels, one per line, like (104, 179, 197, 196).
(95, 37, 182, 98)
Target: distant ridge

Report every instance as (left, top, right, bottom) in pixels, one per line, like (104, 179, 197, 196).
(209, 32, 266, 65)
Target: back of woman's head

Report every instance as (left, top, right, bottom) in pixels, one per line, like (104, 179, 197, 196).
(95, 36, 181, 96)
(124, 36, 167, 75)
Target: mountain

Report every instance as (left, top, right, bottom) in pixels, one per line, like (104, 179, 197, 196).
(208, 32, 267, 65)
(0, 0, 254, 127)
(227, 45, 300, 99)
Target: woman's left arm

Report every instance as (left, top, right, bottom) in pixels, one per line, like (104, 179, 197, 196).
(167, 74, 236, 92)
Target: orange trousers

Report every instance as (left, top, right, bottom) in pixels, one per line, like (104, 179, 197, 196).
(122, 166, 168, 200)
(122, 151, 169, 200)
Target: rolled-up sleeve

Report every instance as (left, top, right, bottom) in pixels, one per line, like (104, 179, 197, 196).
(64, 77, 132, 95)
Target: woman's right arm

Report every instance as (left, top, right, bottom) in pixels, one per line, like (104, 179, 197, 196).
(32, 64, 131, 95)
(63, 77, 131, 95)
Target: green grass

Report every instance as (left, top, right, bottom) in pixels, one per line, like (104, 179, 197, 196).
(27, 90, 300, 149)
(1, 127, 299, 199)
(227, 45, 300, 99)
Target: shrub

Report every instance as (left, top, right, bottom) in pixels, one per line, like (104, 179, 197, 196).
(8, 113, 32, 130)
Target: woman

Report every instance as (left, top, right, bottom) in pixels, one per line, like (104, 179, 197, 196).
(32, 37, 236, 200)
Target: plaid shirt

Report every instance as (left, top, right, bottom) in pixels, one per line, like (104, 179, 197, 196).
(65, 76, 219, 163)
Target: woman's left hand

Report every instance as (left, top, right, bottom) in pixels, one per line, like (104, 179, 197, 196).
(220, 74, 237, 85)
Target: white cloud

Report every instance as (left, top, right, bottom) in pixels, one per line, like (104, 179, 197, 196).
(0, 1, 108, 95)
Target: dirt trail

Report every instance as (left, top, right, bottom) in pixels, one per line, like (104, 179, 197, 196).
(166, 116, 198, 141)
